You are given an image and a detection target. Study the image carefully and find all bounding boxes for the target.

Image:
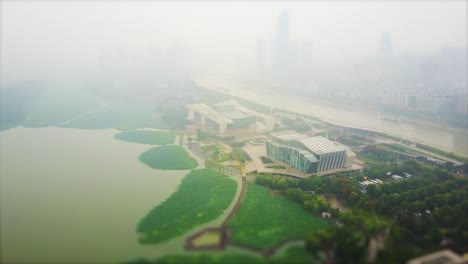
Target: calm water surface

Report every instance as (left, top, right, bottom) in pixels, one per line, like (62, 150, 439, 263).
(0, 127, 186, 263)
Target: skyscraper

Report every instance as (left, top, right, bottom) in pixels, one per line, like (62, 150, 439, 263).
(379, 33, 393, 56)
(256, 39, 265, 71)
(272, 10, 291, 71)
(275, 10, 290, 45)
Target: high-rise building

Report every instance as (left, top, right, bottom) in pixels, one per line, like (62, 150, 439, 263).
(379, 33, 393, 56)
(271, 10, 291, 71)
(256, 40, 265, 71)
(275, 10, 289, 44)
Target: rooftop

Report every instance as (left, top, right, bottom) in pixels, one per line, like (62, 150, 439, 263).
(270, 130, 308, 142)
(219, 109, 251, 120)
(298, 136, 347, 154)
(187, 103, 233, 124)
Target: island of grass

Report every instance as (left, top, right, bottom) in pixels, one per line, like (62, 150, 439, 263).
(228, 184, 329, 249)
(137, 169, 237, 244)
(115, 130, 175, 145)
(139, 145, 198, 170)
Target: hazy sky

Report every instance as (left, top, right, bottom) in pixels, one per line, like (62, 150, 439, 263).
(1, 1, 466, 81)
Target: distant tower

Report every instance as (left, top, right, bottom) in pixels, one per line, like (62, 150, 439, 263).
(272, 9, 291, 71)
(276, 10, 290, 45)
(379, 33, 393, 56)
(301, 41, 312, 65)
(256, 39, 265, 71)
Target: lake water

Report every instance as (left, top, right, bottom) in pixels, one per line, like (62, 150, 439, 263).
(0, 127, 187, 263)
(197, 77, 468, 155)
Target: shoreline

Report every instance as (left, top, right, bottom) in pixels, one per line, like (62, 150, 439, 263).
(196, 77, 468, 155)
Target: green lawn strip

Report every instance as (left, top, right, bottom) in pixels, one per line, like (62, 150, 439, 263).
(139, 145, 198, 170)
(357, 155, 385, 166)
(136, 169, 237, 244)
(228, 184, 329, 249)
(115, 130, 175, 145)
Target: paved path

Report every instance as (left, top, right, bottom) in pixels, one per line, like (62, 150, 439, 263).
(221, 177, 247, 228)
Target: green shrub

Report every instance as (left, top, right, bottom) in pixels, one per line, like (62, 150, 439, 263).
(139, 145, 198, 170)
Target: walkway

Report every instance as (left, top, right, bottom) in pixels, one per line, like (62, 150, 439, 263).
(221, 177, 247, 227)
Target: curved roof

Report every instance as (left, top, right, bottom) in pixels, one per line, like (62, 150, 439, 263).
(270, 130, 308, 142)
(297, 136, 347, 154)
(187, 103, 233, 124)
(269, 140, 319, 163)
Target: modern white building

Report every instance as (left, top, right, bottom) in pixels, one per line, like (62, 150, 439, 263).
(266, 130, 356, 173)
(186, 100, 275, 134)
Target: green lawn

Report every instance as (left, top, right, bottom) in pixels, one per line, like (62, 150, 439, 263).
(139, 145, 198, 170)
(137, 169, 237, 244)
(115, 130, 175, 145)
(228, 184, 329, 249)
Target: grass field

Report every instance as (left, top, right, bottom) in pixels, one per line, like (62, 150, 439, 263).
(115, 130, 175, 145)
(228, 184, 329, 249)
(139, 145, 198, 170)
(137, 169, 237, 244)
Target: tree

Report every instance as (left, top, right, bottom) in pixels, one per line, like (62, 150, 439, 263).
(348, 191, 360, 206)
(211, 148, 220, 159)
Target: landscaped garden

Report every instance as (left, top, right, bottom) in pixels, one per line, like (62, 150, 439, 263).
(228, 184, 329, 249)
(139, 145, 198, 170)
(136, 169, 237, 244)
(115, 130, 175, 145)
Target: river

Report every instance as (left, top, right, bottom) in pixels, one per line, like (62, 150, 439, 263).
(197, 77, 468, 156)
(0, 127, 187, 263)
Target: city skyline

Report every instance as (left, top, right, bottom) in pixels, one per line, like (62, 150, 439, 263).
(1, 1, 466, 81)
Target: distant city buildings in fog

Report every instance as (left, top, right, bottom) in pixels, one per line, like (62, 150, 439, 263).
(256, 40, 265, 71)
(247, 9, 467, 123)
(379, 33, 393, 56)
(255, 9, 315, 83)
(271, 9, 291, 73)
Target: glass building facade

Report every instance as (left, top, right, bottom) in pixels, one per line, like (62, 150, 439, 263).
(266, 140, 319, 173)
